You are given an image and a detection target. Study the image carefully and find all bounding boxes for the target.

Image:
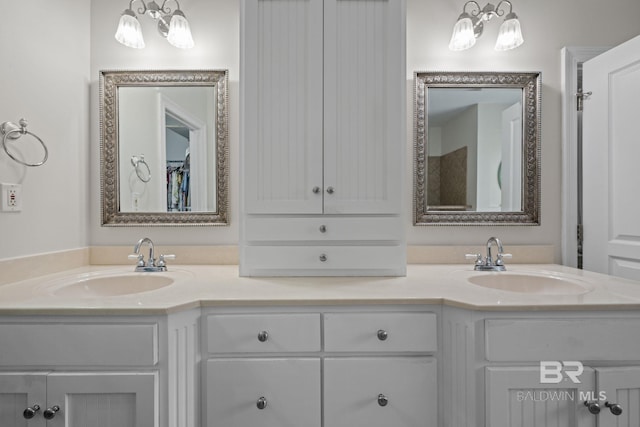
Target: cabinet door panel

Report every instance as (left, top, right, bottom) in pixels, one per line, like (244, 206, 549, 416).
(597, 367, 640, 427)
(486, 367, 597, 427)
(0, 373, 46, 427)
(243, 0, 324, 214)
(324, 357, 437, 427)
(206, 358, 321, 427)
(46, 372, 157, 427)
(323, 0, 405, 214)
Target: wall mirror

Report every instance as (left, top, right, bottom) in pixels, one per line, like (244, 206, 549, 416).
(100, 70, 229, 226)
(414, 71, 541, 225)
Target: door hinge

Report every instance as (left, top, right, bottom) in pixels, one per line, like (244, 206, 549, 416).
(577, 224, 584, 243)
(576, 90, 592, 112)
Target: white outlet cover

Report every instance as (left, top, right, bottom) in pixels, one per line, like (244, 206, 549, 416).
(1, 183, 22, 212)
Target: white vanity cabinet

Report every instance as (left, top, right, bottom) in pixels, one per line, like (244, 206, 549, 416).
(0, 311, 200, 427)
(240, 0, 406, 276)
(443, 309, 640, 427)
(203, 308, 438, 427)
(0, 372, 156, 427)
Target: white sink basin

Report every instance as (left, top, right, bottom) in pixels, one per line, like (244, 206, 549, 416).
(50, 273, 175, 297)
(467, 272, 592, 295)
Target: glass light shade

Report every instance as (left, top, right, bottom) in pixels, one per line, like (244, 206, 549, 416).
(167, 11, 195, 49)
(495, 14, 524, 51)
(449, 14, 476, 51)
(115, 10, 145, 49)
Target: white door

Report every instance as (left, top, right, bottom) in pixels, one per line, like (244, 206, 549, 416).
(583, 35, 640, 280)
(501, 102, 522, 211)
(485, 367, 597, 427)
(0, 373, 47, 427)
(323, 0, 405, 214)
(242, 0, 324, 214)
(46, 372, 157, 427)
(597, 367, 640, 427)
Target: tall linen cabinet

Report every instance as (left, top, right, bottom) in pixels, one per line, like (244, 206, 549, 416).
(240, 0, 406, 276)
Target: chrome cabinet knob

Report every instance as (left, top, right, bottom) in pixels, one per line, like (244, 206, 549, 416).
(377, 394, 388, 407)
(377, 329, 388, 341)
(312, 187, 321, 194)
(319, 225, 327, 233)
(23, 404, 40, 419)
(319, 254, 327, 262)
(584, 400, 600, 415)
(326, 187, 335, 194)
(256, 397, 267, 410)
(43, 405, 60, 420)
(605, 401, 623, 415)
(257, 331, 269, 342)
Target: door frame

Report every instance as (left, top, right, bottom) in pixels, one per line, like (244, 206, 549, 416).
(561, 47, 609, 268)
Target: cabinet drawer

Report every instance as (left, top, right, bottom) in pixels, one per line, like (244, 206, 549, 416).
(0, 323, 157, 366)
(485, 318, 640, 361)
(206, 358, 321, 427)
(324, 312, 437, 353)
(244, 216, 402, 242)
(243, 245, 405, 275)
(206, 314, 321, 353)
(324, 357, 437, 427)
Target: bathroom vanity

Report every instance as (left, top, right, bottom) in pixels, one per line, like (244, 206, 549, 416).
(1, 264, 640, 427)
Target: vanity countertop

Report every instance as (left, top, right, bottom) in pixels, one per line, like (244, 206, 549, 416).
(0, 264, 639, 315)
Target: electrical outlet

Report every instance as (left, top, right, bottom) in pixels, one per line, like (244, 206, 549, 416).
(1, 183, 22, 212)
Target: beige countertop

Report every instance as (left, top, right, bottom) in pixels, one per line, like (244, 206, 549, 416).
(1, 264, 640, 315)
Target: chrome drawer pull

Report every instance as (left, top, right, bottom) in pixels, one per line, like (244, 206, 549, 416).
(584, 400, 600, 415)
(23, 404, 40, 419)
(256, 397, 268, 410)
(312, 187, 321, 194)
(257, 331, 269, 342)
(319, 254, 327, 262)
(605, 401, 623, 416)
(377, 329, 388, 341)
(319, 225, 327, 233)
(326, 186, 335, 194)
(43, 405, 60, 420)
(377, 394, 388, 407)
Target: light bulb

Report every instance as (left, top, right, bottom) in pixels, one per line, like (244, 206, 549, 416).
(115, 9, 145, 49)
(166, 10, 195, 49)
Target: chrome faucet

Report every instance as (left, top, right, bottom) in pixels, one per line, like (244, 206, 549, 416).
(128, 237, 175, 272)
(466, 237, 512, 271)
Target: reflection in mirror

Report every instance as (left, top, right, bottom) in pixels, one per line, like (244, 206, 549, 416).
(414, 72, 540, 225)
(100, 70, 229, 226)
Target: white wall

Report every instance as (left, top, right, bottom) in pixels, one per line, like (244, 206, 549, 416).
(90, 0, 239, 247)
(407, 0, 640, 262)
(5, 0, 638, 262)
(0, 1, 90, 260)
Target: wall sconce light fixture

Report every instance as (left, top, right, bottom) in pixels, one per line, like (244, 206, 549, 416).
(449, 0, 523, 51)
(115, 0, 194, 49)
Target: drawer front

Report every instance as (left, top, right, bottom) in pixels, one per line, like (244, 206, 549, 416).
(485, 318, 640, 361)
(324, 312, 437, 353)
(324, 357, 438, 427)
(206, 358, 321, 427)
(0, 323, 157, 366)
(207, 314, 321, 354)
(243, 245, 405, 274)
(244, 216, 402, 242)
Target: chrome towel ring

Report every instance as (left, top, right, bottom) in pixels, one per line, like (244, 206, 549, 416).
(131, 154, 151, 182)
(0, 118, 48, 167)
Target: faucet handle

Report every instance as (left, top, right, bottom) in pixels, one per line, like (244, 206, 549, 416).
(465, 253, 484, 266)
(128, 254, 145, 267)
(495, 253, 512, 266)
(157, 254, 176, 268)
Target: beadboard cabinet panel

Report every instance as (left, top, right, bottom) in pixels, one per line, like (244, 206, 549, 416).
(324, 0, 405, 214)
(242, 0, 324, 214)
(0, 373, 46, 427)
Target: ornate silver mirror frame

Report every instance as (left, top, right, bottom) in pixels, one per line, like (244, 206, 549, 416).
(100, 69, 229, 226)
(414, 71, 541, 225)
